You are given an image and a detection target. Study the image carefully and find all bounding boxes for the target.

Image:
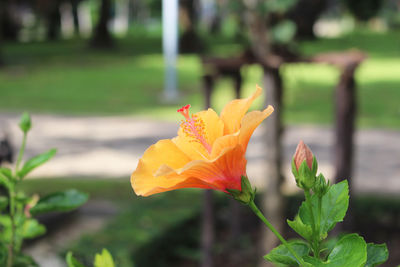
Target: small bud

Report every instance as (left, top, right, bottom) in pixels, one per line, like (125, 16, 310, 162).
(293, 140, 313, 172)
(227, 176, 255, 205)
(292, 141, 318, 190)
(19, 112, 31, 133)
(313, 173, 330, 197)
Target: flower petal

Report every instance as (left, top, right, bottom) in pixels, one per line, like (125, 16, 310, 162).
(174, 145, 247, 192)
(220, 85, 262, 134)
(239, 106, 274, 151)
(131, 139, 192, 196)
(210, 134, 239, 159)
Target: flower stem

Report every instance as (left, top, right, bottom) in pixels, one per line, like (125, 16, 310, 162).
(304, 190, 318, 258)
(315, 195, 322, 258)
(248, 200, 306, 266)
(7, 185, 16, 267)
(15, 132, 27, 176)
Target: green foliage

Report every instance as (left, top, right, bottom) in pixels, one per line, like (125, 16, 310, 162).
(66, 249, 115, 267)
(365, 243, 389, 267)
(30, 189, 89, 216)
(270, 20, 297, 45)
(20, 219, 46, 239)
(94, 249, 115, 267)
(264, 240, 310, 266)
(0, 113, 88, 267)
(287, 216, 313, 242)
(17, 149, 57, 179)
(66, 252, 87, 267)
(270, 143, 389, 266)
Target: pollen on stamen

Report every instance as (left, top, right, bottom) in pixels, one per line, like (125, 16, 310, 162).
(177, 104, 212, 154)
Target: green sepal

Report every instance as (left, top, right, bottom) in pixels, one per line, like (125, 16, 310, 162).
(30, 189, 89, 216)
(19, 112, 32, 133)
(264, 240, 310, 266)
(365, 243, 388, 267)
(227, 176, 255, 205)
(293, 156, 318, 190)
(292, 158, 299, 180)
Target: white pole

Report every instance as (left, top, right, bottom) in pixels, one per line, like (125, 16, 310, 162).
(162, 0, 179, 101)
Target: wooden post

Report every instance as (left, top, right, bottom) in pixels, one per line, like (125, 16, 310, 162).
(260, 66, 285, 266)
(201, 190, 214, 267)
(202, 75, 214, 110)
(334, 64, 357, 185)
(201, 85, 214, 267)
(233, 70, 242, 99)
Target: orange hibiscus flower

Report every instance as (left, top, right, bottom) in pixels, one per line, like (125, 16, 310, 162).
(131, 85, 274, 196)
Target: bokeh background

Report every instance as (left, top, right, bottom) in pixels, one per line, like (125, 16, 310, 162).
(0, 0, 399, 266)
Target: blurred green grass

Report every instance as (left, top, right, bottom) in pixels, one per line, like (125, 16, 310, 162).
(1, 29, 399, 128)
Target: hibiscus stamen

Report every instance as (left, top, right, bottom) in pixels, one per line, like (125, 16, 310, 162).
(177, 105, 212, 154)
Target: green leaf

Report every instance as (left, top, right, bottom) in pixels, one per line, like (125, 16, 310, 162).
(0, 197, 8, 211)
(303, 255, 324, 266)
(0, 167, 12, 180)
(21, 219, 46, 239)
(13, 253, 39, 267)
(19, 112, 31, 133)
(303, 234, 367, 267)
(18, 149, 57, 179)
(66, 252, 87, 267)
(264, 240, 310, 266)
(365, 243, 388, 267)
(30, 189, 89, 216)
(94, 249, 115, 267)
(287, 216, 313, 241)
(0, 242, 7, 265)
(299, 180, 349, 238)
(0, 168, 13, 189)
(326, 234, 367, 267)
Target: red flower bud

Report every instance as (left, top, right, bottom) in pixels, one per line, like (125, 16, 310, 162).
(293, 140, 313, 171)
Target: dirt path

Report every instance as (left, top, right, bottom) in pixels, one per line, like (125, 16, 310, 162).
(1, 113, 399, 195)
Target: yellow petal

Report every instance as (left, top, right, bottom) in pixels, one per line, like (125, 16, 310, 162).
(173, 108, 224, 160)
(210, 134, 239, 159)
(239, 106, 274, 151)
(220, 85, 262, 135)
(131, 139, 191, 196)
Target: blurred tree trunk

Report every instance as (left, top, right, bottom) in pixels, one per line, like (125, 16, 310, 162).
(260, 67, 285, 267)
(47, 0, 62, 40)
(201, 190, 214, 267)
(71, 0, 80, 35)
(242, 3, 286, 266)
(288, 0, 328, 39)
(0, 0, 19, 41)
(0, 1, 4, 66)
(179, 0, 204, 53)
(90, 0, 114, 48)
